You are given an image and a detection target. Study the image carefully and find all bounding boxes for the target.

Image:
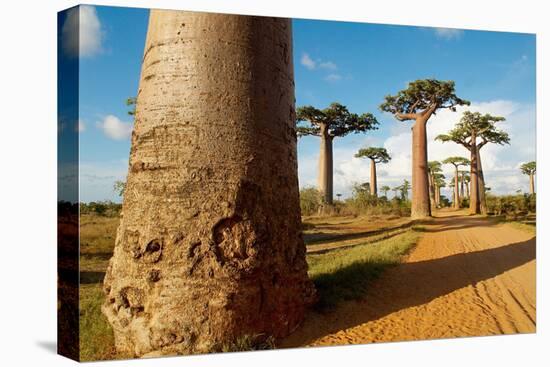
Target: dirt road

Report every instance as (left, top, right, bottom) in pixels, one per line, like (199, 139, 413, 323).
(283, 211, 536, 347)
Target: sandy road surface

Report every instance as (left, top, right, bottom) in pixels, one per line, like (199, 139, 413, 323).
(283, 212, 536, 347)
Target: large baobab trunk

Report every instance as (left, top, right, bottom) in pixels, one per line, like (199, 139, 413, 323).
(370, 158, 378, 197)
(477, 146, 487, 215)
(530, 173, 535, 194)
(411, 119, 431, 219)
(102, 11, 315, 357)
(318, 126, 333, 205)
(453, 166, 460, 209)
(469, 134, 480, 214)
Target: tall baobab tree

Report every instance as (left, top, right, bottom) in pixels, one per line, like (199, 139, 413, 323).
(297, 103, 378, 206)
(433, 173, 446, 207)
(103, 11, 315, 357)
(428, 161, 442, 209)
(459, 170, 470, 199)
(442, 157, 470, 209)
(397, 179, 411, 200)
(436, 111, 509, 215)
(520, 161, 536, 194)
(380, 185, 391, 198)
(380, 79, 469, 219)
(355, 147, 391, 197)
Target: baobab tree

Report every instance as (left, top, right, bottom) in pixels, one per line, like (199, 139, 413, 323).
(397, 179, 411, 200)
(380, 185, 391, 198)
(428, 161, 442, 209)
(297, 103, 378, 205)
(436, 111, 509, 215)
(103, 11, 315, 357)
(459, 170, 470, 199)
(355, 147, 391, 197)
(520, 161, 536, 194)
(433, 173, 446, 207)
(442, 157, 469, 209)
(380, 79, 469, 218)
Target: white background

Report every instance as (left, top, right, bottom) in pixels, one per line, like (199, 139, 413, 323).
(0, 0, 548, 365)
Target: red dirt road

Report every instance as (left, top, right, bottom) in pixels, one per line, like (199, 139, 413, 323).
(284, 212, 536, 347)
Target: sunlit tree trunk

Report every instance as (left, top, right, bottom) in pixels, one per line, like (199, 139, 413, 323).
(477, 146, 487, 215)
(529, 173, 535, 194)
(318, 125, 333, 205)
(428, 173, 435, 209)
(460, 172, 465, 201)
(453, 166, 460, 209)
(411, 118, 431, 219)
(102, 10, 315, 357)
(469, 132, 480, 214)
(370, 158, 377, 197)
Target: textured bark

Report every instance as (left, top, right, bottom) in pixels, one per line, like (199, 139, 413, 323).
(318, 126, 333, 205)
(466, 180, 470, 198)
(460, 172, 465, 201)
(469, 132, 480, 215)
(102, 10, 315, 357)
(453, 166, 460, 209)
(428, 173, 435, 209)
(411, 119, 431, 219)
(529, 174, 535, 194)
(435, 185, 441, 207)
(477, 147, 487, 215)
(370, 158, 377, 197)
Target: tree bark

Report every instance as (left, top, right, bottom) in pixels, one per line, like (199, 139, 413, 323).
(466, 180, 470, 198)
(102, 11, 315, 357)
(460, 172, 465, 201)
(477, 146, 487, 215)
(370, 158, 377, 197)
(529, 173, 535, 194)
(469, 133, 480, 214)
(428, 173, 435, 209)
(411, 118, 431, 219)
(453, 166, 460, 209)
(318, 126, 333, 205)
(435, 185, 440, 207)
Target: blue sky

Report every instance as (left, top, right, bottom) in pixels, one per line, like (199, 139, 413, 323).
(64, 5, 536, 202)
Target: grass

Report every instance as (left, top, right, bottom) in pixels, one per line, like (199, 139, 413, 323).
(78, 213, 420, 359)
(506, 221, 536, 235)
(307, 229, 421, 310)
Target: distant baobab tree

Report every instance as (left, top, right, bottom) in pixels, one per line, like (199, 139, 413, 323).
(428, 161, 443, 209)
(336, 193, 343, 200)
(433, 173, 446, 207)
(355, 147, 391, 197)
(459, 170, 470, 199)
(297, 103, 378, 206)
(380, 185, 391, 198)
(436, 111, 509, 215)
(520, 161, 536, 194)
(442, 156, 469, 209)
(380, 79, 470, 219)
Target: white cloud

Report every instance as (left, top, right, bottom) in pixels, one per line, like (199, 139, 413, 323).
(96, 115, 133, 140)
(301, 53, 316, 70)
(77, 119, 86, 132)
(297, 100, 536, 197)
(319, 61, 337, 70)
(434, 27, 464, 40)
(324, 73, 342, 82)
(62, 5, 103, 58)
(80, 159, 129, 202)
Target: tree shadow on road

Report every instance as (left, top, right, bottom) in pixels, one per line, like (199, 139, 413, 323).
(283, 235, 535, 347)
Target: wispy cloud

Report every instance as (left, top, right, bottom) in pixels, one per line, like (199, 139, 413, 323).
(434, 27, 464, 40)
(96, 115, 133, 140)
(62, 5, 103, 57)
(324, 73, 342, 82)
(319, 61, 337, 70)
(301, 53, 316, 70)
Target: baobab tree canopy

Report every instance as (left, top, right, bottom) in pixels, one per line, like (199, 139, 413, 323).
(355, 147, 391, 162)
(442, 156, 470, 167)
(435, 111, 509, 148)
(520, 161, 536, 175)
(379, 79, 470, 120)
(296, 102, 379, 138)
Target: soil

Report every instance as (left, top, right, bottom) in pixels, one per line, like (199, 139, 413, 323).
(283, 210, 536, 347)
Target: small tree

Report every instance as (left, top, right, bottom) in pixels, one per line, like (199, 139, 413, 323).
(442, 157, 470, 209)
(380, 79, 469, 218)
(436, 111, 509, 214)
(396, 179, 411, 200)
(459, 170, 470, 199)
(433, 173, 446, 207)
(355, 147, 391, 197)
(428, 161, 442, 208)
(126, 97, 137, 116)
(380, 185, 391, 198)
(297, 103, 378, 205)
(113, 180, 126, 198)
(520, 161, 536, 195)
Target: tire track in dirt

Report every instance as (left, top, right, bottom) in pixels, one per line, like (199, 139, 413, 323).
(282, 211, 536, 347)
